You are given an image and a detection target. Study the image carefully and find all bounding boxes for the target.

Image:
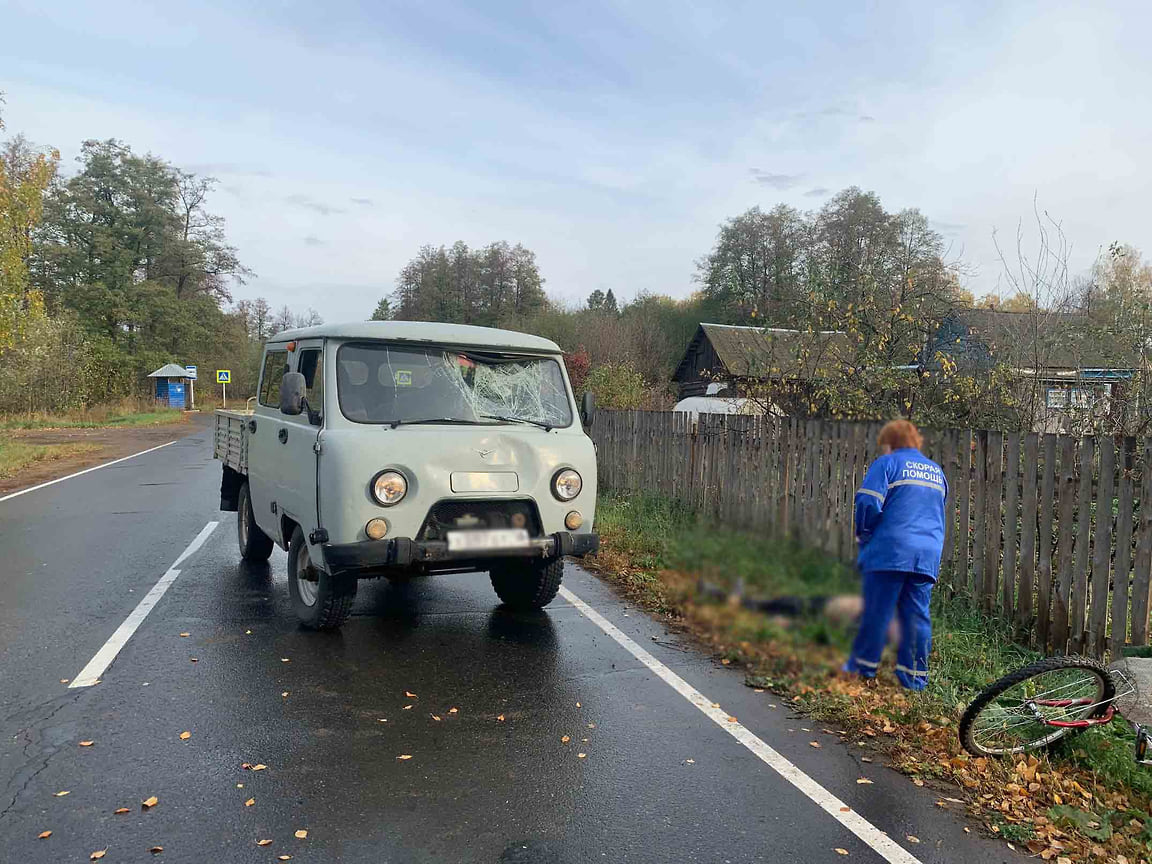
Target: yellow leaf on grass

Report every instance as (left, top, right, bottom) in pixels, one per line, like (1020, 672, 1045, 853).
(54, 790, 70, 797)
(257, 839, 273, 846)
(561, 736, 570, 744)
(37, 830, 52, 839)
(79, 740, 94, 747)
(142, 796, 159, 809)
(245, 798, 255, 807)
(91, 850, 107, 860)
(856, 778, 873, 785)
(294, 829, 308, 839)
(252, 764, 267, 771)
(179, 732, 191, 740)
(405, 691, 417, 698)
(397, 755, 413, 761)
(114, 808, 130, 814)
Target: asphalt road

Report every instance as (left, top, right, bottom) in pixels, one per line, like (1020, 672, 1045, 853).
(0, 418, 1021, 864)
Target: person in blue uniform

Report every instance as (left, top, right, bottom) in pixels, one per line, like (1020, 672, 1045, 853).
(843, 420, 947, 691)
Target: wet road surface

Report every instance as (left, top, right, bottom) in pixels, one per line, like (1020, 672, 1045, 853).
(0, 420, 1020, 863)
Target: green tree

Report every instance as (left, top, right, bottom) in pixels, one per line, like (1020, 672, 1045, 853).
(370, 296, 392, 320)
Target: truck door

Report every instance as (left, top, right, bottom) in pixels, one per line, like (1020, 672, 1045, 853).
(277, 339, 324, 543)
(247, 345, 290, 542)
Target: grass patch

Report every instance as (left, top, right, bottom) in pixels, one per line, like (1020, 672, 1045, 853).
(0, 441, 100, 479)
(591, 489, 1152, 861)
(0, 400, 187, 429)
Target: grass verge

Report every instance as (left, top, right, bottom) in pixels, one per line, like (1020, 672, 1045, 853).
(0, 441, 100, 479)
(0, 400, 187, 429)
(590, 490, 1152, 863)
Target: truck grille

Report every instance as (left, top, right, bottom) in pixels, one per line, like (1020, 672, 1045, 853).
(416, 499, 543, 542)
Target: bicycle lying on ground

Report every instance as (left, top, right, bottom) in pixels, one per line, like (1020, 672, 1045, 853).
(959, 655, 1152, 764)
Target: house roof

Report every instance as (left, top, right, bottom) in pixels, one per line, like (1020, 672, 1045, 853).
(269, 321, 562, 354)
(938, 310, 1138, 371)
(674, 323, 851, 381)
(148, 363, 191, 378)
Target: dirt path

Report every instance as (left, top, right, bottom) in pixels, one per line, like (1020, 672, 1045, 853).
(0, 415, 203, 495)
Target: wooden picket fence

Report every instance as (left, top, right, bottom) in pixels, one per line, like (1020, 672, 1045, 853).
(591, 410, 1152, 660)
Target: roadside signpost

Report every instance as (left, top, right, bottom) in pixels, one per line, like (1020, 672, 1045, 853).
(217, 369, 231, 408)
(185, 365, 197, 409)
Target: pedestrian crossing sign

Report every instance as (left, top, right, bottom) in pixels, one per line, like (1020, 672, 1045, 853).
(216, 370, 231, 384)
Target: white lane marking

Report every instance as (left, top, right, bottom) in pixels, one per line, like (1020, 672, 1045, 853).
(0, 440, 178, 504)
(558, 585, 923, 864)
(69, 521, 219, 688)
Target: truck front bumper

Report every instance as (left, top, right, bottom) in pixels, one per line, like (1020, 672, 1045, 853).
(322, 532, 599, 575)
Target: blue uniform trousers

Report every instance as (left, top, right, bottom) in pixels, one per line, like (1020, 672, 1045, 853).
(842, 570, 933, 691)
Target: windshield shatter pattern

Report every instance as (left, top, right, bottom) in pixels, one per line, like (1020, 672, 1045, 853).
(336, 343, 573, 427)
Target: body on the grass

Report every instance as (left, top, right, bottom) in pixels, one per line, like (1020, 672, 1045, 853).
(844, 420, 946, 690)
(213, 321, 599, 629)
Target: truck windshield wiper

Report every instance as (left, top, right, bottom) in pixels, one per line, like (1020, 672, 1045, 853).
(478, 414, 554, 431)
(388, 417, 482, 429)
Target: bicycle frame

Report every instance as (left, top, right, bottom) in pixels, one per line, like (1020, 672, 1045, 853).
(1029, 697, 1116, 729)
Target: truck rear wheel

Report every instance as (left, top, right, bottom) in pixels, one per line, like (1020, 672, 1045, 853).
(489, 558, 564, 610)
(237, 482, 274, 562)
(288, 526, 356, 630)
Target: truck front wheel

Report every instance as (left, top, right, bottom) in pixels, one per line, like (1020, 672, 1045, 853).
(489, 558, 564, 610)
(288, 526, 356, 630)
(237, 482, 274, 562)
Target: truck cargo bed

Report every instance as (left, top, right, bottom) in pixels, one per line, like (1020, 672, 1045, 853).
(214, 409, 252, 474)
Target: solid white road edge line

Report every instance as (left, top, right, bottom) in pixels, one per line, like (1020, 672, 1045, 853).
(69, 521, 219, 688)
(558, 585, 924, 864)
(0, 440, 178, 504)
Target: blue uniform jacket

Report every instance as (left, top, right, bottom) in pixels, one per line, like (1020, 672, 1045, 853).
(855, 448, 947, 579)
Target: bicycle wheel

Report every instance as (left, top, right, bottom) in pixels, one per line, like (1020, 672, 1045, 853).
(959, 656, 1115, 757)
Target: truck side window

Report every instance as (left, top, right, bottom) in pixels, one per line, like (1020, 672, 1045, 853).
(259, 350, 289, 408)
(298, 349, 323, 418)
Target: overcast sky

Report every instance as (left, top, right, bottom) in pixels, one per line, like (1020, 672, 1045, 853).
(3, 0, 1149, 320)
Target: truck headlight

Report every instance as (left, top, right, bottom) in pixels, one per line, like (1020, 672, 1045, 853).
(372, 470, 408, 506)
(552, 468, 582, 501)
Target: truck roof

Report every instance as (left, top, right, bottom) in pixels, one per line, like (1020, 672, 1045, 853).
(269, 321, 563, 354)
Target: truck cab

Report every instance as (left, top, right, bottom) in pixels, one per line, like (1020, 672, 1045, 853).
(215, 321, 598, 629)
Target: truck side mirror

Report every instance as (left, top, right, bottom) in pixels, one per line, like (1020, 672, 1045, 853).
(280, 372, 306, 416)
(580, 392, 596, 429)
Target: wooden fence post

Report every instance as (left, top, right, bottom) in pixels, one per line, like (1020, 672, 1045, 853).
(957, 430, 974, 595)
(1089, 437, 1116, 658)
(1002, 433, 1020, 618)
(1110, 438, 1136, 657)
(1070, 437, 1096, 654)
(982, 431, 1004, 610)
(1131, 438, 1152, 646)
(1016, 432, 1040, 636)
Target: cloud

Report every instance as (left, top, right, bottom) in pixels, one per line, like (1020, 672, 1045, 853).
(793, 107, 875, 124)
(350, 197, 374, 206)
(803, 187, 830, 198)
(303, 235, 324, 246)
(750, 169, 802, 189)
(285, 194, 344, 216)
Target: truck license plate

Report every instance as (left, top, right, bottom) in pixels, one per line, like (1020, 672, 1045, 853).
(446, 528, 530, 552)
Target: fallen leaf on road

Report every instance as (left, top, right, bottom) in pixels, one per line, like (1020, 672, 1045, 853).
(37, 830, 51, 839)
(431, 715, 441, 722)
(809, 741, 821, 748)
(242, 762, 252, 769)
(727, 716, 737, 723)
(840, 807, 850, 812)
(257, 839, 272, 846)
(588, 723, 596, 729)
(711, 702, 720, 708)
(294, 830, 307, 839)
(60, 679, 69, 684)
(912, 779, 924, 787)
(403, 705, 413, 711)
(179, 732, 191, 740)
(114, 808, 129, 814)
(576, 702, 581, 708)
(685, 759, 695, 764)
(497, 714, 505, 722)
(405, 691, 417, 698)
(237, 784, 243, 789)
(860, 757, 873, 763)
(282, 691, 289, 697)
(449, 707, 458, 714)
(906, 836, 920, 844)
(963, 828, 970, 833)
(245, 630, 252, 635)
(91, 850, 107, 860)
(397, 755, 412, 761)
(753, 688, 765, 693)
(54, 790, 70, 797)
(142, 796, 159, 809)
(721, 658, 730, 665)
(1056, 858, 1071, 864)
(244, 798, 255, 807)
(856, 778, 873, 785)
(577, 753, 587, 759)
(279, 857, 292, 861)
(252, 764, 267, 771)
(378, 719, 387, 723)
(561, 736, 570, 743)
(179, 632, 190, 637)
(189, 657, 198, 663)
(281, 658, 289, 663)
(835, 849, 848, 856)
(80, 740, 94, 747)
(149, 846, 163, 854)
